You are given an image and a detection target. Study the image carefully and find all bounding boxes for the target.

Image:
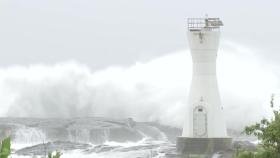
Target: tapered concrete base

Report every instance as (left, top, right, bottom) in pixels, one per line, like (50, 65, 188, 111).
(176, 137, 232, 155)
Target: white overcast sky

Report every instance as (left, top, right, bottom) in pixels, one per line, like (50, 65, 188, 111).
(0, 0, 280, 69)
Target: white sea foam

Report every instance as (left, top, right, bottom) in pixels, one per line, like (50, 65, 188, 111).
(14, 127, 47, 145)
(0, 42, 279, 130)
(11, 139, 169, 158)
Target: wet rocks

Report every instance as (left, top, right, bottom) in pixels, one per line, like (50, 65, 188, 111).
(15, 141, 91, 156)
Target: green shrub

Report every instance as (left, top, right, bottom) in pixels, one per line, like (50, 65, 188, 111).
(235, 151, 254, 158)
(47, 151, 62, 158)
(235, 148, 280, 158)
(0, 137, 11, 158)
(238, 94, 280, 158)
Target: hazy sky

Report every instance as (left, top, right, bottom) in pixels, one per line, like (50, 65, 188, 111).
(0, 0, 280, 69)
(0, 0, 280, 128)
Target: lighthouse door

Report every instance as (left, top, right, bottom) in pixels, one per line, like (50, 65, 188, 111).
(193, 106, 207, 137)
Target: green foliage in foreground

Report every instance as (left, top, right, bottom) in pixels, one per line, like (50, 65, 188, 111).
(0, 136, 62, 158)
(0, 137, 11, 158)
(235, 148, 280, 158)
(47, 151, 62, 158)
(235, 94, 280, 158)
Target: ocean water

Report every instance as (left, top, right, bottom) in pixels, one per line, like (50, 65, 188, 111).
(0, 117, 250, 158)
(11, 139, 173, 158)
(0, 118, 178, 158)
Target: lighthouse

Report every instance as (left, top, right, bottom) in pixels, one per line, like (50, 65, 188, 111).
(177, 17, 232, 155)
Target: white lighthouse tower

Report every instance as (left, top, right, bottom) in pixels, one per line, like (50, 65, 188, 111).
(177, 17, 232, 155)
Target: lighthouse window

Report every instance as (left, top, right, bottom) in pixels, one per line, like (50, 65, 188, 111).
(198, 108, 203, 112)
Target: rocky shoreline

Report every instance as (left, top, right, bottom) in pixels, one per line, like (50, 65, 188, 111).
(0, 117, 257, 157)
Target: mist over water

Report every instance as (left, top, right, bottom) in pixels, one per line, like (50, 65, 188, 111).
(0, 42, 279, 130)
